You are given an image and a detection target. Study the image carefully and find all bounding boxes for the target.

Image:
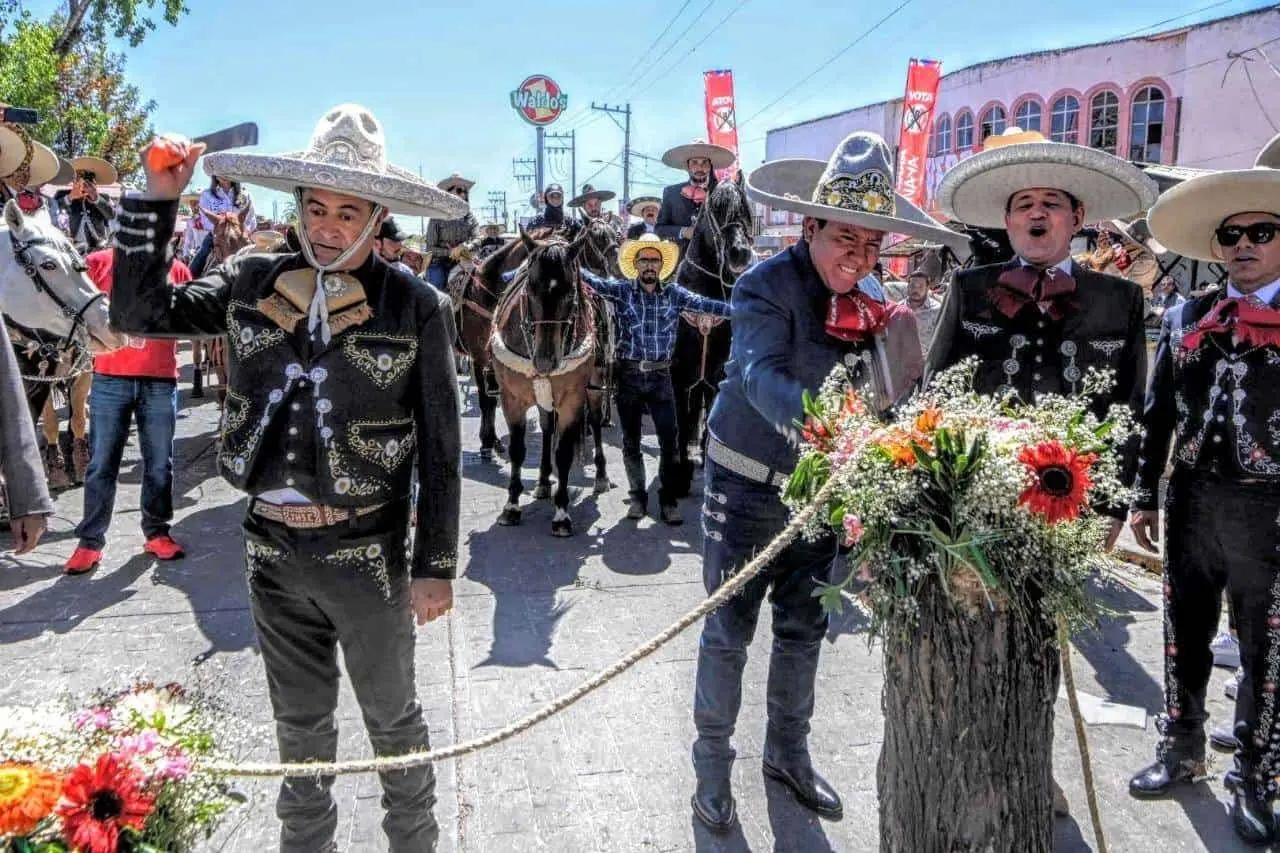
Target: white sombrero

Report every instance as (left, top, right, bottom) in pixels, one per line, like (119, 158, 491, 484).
(0, 124, 59, 187)
(1147, 168, 1280, 261)
(71, 155, 118, 186)
(51, 157, 76, 186)
(628, 195, 661, 216)
(438, 173, 474, 193)
(936, 128, 1158, 229)
(662, 138, 735, 171)
(1257, 132, 1280, 169)
(746, 130, 970, 256)
(203, 103, 467, 219)
(619, 233, 679, 281)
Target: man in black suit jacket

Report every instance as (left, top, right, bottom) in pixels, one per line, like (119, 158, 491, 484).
(930, 126, 1158, 817)
(626, 196, 661, 240)
(656, 139, 735, 260)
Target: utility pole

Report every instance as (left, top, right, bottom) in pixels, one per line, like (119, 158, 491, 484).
(512, 156, 537, 193)
(545, 129, 576, 197)
(535, 127, 545, 194)
(591, 102, 632, 213)
(487, 190, 508, 228)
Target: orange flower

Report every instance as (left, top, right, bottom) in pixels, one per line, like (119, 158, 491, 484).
(877, 427, 929, 467)
(1017, 441, 1097, 523)
(0, 762, 62, 837)
(841, 390, 867, 417)
(914, 406, 943, 434)
(802, 416, 834, 452)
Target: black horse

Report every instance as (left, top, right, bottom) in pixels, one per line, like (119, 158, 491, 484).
(668, 174, 755, 498)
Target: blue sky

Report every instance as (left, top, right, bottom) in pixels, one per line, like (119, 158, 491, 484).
(27, 0, 1272, 226)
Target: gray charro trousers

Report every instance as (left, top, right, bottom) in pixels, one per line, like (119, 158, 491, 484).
(242, 502, 438, 853)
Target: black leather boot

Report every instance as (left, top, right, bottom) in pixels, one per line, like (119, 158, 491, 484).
(1129, 722, 1206, 798)
(691, 774, 736, 832)
(192, 366, 205, 398)
(763, 758, 843, 819)
(1231, 768, 1275, 845)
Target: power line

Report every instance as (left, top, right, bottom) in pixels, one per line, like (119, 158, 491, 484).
(629, 0, 752, 101)
(619, 0, 720, 99)
(600, 0, 696, 102)
(1116, 0, 1235, 37)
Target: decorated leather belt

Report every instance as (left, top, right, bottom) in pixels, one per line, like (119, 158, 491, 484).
(706, 436, 790, 489)
(251, 500, 387, 529)
(619, 359, 671, 373)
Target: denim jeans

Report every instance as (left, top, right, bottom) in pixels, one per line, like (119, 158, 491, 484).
(615, 363, 679, 506)
(76, 375, 178, 550)
(190, 231, 214, 276)
(692, 460, 838, 779)
(242, 503, 438, 853)
(426, 257, 451, 290)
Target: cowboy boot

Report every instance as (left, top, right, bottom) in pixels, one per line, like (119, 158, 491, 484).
(43, 444, 71, 491)
(71, 436, 91, 484)
(1129, 717, 1206, 798)
(192, 366, 205, 398)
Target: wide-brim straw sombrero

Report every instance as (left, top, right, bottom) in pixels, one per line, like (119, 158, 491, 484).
(568, 184, 616, 207)
(71, 156, 118, 186)
(1147, 168, 1280, 262)
(203, 103, 467, 219)
(619, 234, 679, 281)
(628, 195, 661, 216)
(936, 128, 1158, 229)
(0, 126, 59, 187)
(662, 139, 735, 171)
(438, 173, 474, 193)
(51, 157, 76, 186)
(1257, 132, 1280, 169)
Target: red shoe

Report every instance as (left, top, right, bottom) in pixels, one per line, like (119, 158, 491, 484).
(64, 546, 102, 575)
(144, 535, 186, 561)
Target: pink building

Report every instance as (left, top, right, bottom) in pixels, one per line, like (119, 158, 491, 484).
(760, 7, 1280, 240)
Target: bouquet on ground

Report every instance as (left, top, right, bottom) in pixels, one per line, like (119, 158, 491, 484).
(0, 682, 242, 853)
(785, 358, 1135, 638)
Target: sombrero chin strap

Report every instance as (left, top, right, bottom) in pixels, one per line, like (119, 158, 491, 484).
(292, 187, 385, 345)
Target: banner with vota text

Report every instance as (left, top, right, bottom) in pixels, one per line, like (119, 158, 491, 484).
(888, 58, 942, 275)
(703, 70, 740, 181)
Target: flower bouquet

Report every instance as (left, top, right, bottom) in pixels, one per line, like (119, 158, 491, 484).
(0, 683, 241, 853)
(784, 358, 1134, 852)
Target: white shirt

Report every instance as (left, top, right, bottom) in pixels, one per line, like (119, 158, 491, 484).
(1228, 278, 1280, 304)
(1018, 255, 1074, 275)
(198, 185, 256, 232)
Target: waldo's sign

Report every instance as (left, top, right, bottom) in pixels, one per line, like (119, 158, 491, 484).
(511, 75, 568, 126)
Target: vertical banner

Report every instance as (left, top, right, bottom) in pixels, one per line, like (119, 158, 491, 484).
(888, 58, 943, 276)
(703, 69, 740, 180)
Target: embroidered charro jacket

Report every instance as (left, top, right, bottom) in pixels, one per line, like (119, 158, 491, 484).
(108, 197, 461, 579)
(656, 177, 716, 260)
(1132, 290, 1280, 511)
(926, 259, 1148, 517)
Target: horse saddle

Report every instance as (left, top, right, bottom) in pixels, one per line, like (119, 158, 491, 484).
(257, 268, 373, 337)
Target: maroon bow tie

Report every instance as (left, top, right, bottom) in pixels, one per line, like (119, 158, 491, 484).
(1182, 296, 1280, 351)
(681, 184, 707, 204)
(991, 265, 1077, 320)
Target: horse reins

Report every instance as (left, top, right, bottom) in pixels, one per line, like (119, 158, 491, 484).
(677, 197, 740, 397)
(7, 231, 101, 385)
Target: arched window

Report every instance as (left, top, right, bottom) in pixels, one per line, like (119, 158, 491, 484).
(955, 111, 974, 150)
(1014, 100, 1042, 133)
(931, 114, 952, 156)
(1050, 95, 1079, 144)
(1089, 91, 1120, 154)
(980, 105, 1006, 142)
(1129, 86, 1166, 163)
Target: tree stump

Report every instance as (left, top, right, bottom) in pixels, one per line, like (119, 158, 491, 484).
(877, 575, 1060, 852)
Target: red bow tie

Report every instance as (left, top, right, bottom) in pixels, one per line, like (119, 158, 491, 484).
(826, 290, 891, 342)
(991, 265, 1077, 320)
(1182, 296, 1280, 351)
(681, 184, 707, 204)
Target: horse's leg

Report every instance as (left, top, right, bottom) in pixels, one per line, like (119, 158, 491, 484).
(588, 390, 612, 494)
(191, 340, 205, 398)
(70, 373, 92, 483)
(498, 413, 527, 526)
(670, 373, 695, 499)
(475, 359, 504, 459)
(551, 416, 583, 537)
(532, 408, 555, 500)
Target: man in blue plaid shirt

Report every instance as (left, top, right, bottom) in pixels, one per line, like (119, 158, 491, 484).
(582, 234, 730, 524)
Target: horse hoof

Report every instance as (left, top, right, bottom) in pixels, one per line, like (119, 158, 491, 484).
(532, 483, 553, 500)
(593, 477, 614, 495)
(498, 507, 522, 526)
(551, 518, 574, 537)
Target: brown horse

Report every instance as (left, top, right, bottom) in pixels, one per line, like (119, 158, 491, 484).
(491, 228, 611, 536)
(191, 209, 250, 401)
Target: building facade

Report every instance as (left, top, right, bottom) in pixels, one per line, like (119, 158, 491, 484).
(761, 7, 1280, 241)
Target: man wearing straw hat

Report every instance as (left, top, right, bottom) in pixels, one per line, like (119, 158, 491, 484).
(657, 138, 734, 260)
(0, 120, 62, 215)
(107, 103, 467, 853)
(1125, 136, 1280, 844)
(423, 172, 477, 290)
(689, 130, 965, 831)
(53, 156, 117, 253)
(627, 195, 661, 240)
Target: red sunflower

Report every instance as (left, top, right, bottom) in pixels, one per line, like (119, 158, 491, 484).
(1017, 441, 1097, 524)
(56, 753, 155, 853)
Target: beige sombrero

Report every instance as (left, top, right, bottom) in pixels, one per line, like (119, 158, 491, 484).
(936, 128, 1157, 229)
(71, 155, 117, 186)
(1147, 168, 1280, 261)
(628, 195, 661, 216)
(568, 183, 615, 207)
(51, 157, 75, 186)
(747, 130, 971, 258)
(662, 138, 734, 171)
(438, 173, 474, 193)
(0, 124, 59, 187)
(619, 233, 679, 281)
(1257, 132, 1280, 169)
(203, 103, 467, 219)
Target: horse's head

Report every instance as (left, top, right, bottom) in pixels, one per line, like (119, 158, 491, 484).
(692, 176, 755, 283)
(520, 228, 587, 374)
(0, 200, 127, 354)
(211, 209, 251, 261)
(579, 218, 622, 279)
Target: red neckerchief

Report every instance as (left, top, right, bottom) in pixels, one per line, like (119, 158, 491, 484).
(681, 183, 707, 204)
(16, 191, 41, 214)
(991, 264, 1077, 320)
(826, 290, 892, 342)
(1182, 296, 1280, 351)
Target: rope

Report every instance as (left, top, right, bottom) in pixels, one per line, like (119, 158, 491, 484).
(1059, 617, 1107, 853)
(206, 462, 848, 778)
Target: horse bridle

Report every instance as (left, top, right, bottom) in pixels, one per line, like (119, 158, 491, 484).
(8, 230, 102, 358)
(682, 198, 745, 297)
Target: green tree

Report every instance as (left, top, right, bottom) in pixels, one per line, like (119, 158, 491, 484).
(0, 0, 187, 53)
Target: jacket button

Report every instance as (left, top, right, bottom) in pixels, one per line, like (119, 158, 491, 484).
(286, 452, 296, 461)
(286, 477, 296, 485)
(288, 427, 298, 436)
(291, 402, 301, 411)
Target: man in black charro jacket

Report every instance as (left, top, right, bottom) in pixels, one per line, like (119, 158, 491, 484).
(656, 139, 734, 261)
(1125, 142, 1280, 845)
(929, 127, 1158, 817)
(108, 104, 467, 853)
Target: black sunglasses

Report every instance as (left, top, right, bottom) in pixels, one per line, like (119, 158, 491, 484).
(1215, 222, 1278, 247)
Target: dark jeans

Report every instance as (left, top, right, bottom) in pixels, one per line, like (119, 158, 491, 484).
(190, 231, 214, 276)
(75, 375, 177, 550)
(615, 362, 679, 506)
(1161, 471, 1280, 777)
(243, 503, 438, 853)
(426, 257, 451, 290)
(691, 460, 838, 779)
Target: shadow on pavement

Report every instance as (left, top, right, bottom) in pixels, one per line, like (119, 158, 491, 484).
(765, 779, 838, 852)
(0, 552, 152, 644)
(1072, 571, 1163, 711)
(1171, 782, 1264, 853)
(692, 815, 752, 852)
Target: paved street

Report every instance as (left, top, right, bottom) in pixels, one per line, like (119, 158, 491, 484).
(0, 350, 1255, 852)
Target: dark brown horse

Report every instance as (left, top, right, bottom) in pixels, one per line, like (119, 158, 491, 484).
(490, 228, 611, 536)
(191, 209, 251, 401)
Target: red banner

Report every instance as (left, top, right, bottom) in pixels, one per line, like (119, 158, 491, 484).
(888, 58, 943, 275)
(703, 69, 740, 180)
